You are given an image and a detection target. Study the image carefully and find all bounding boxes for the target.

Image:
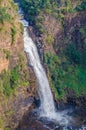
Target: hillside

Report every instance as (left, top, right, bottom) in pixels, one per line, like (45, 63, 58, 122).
(0, 0, 86, 129)
(20, 0, 86, 102)
(0, 0, 37, 129)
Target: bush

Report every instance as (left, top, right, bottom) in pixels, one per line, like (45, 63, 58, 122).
(65, 43, 80, 64)
(0, 66, 19, 96)
(0, 8, 11, 24)
(35, 23, 45, 34)
(20, 23, 24, 34)
(4, 128, 11, 130)
(4, 128, 10, 130)
(0, 118, 3, 128)
(3, 49, 11, 59)
(44, 52, 86, 99)
(75, 0, 86, 11)
(1, 71, 11, 96)
(10, 66, 19, 88)
(11, 26, 17, 44)
(45, 35, 54, 44)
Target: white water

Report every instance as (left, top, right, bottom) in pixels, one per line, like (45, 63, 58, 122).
(24, 27, 57, 118)
(18, 8, 57, 118)
(20, 18, 72, 124)
(19, 16, 72, 125)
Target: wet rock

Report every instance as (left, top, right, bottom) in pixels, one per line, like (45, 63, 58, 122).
(33, 97, 40, 107)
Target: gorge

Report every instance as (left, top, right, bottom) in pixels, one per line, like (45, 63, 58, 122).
(23, 19, 71, 125)
(0, 0, 86, 130)
(17, 5, 85, 130)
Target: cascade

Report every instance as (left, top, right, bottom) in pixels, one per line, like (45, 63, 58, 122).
(19, 8, 70, 124)
(24, 26, 56, 118)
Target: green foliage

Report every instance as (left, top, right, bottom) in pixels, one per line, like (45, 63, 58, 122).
(11, 26, 17, 44)
(44, 53, 65, 99)
(20, 23, 24, 34)
(44, 52, 86, 99)
(19, 0, 59, 29)
(35, 23, 45, 34)
(76, 0, 86, 11)
(0, 67, 19, 96)
(19, 0, 78, 33)
(11, 1, 18, 12)
(0, 7, 11, 24)
(65, 42, 86, 67)
(3, 49, 11, 59)
(10, 66, 19, 88)
(45, 35, 54, 44)
(4, 128, 10, 130)
(0, 118, 4, 128)
(0, 54, 29, 97)
(65, 43, 80, 64)
(79, 27, 86, 38)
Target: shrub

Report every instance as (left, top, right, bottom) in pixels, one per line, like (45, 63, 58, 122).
(20, 23, 24, 34)
(0, 66, 19, 96)
(0, 8, 11, 24)
(75, 0, 86, 11)
(0, 118, 3, 128)
(3, 49, 11, 59)
(10, 66, 19, 88)
(65, 43, 80, 64)
(4, 128, 10, 130)
(45, 35, 54, 44)
(1, 71, 12, 96)
(44, 52, 86, 99)
(11, 26, 17, 44)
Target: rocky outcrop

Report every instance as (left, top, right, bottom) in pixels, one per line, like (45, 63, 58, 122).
(54, 12, 86, 54)
(0, 33, 38, 129)
(0, 1, 38, 129)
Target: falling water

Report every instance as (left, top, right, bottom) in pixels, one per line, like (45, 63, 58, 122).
(18, 7, 58, 119)
(23, 26, 57, 118)
(19, 16, 70, 125)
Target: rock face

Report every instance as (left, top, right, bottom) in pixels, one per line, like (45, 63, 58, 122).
(54, 12, 86, 54)
(0, 33, 38, 129)
(0, 1, 38, 129)
(0, 36, 11, 72)
(0, 57, 9, 72)
(27, 10, 86, 106)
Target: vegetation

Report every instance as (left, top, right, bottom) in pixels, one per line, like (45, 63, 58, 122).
(19, 0, 74, 32)
(65, 42, 86, 67)
(44, 52, 86, 99)
(19, 0, 84, 31)
(76, 0, 86, 11)
(0, 0, 20, 44)
(44, 20, 86, 99)
(4, 128, 10, 130)
(0, 7, 11, 24)
(0, 54, 29, 97)
(19, 0, 86, 100)
(11, 26, 17, 44)
(3, 49, 11, 59)
(0, 118, 4, 128)
(45, 35, 54, 45)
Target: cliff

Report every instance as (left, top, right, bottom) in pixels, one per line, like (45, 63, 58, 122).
(0, 0, 86, 129)
(0, 0, 37, 129)
(20, 0, 86, 105)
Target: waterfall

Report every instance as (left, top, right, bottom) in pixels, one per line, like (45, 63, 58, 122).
(19, 17, 71, 126)
(24, 26, 57, 118)
(16, 4, 73, 127)
(19, 17, 70, 125)
(18, 6, 57, 119)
